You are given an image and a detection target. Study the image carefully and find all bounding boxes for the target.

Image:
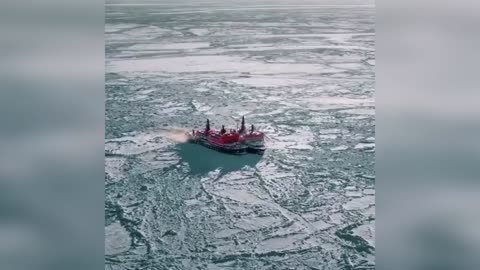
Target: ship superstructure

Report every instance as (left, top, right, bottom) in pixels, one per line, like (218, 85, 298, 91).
(187, 117, 265, 155)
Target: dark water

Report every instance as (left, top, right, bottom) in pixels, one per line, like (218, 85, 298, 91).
(105, 1, 375, 269)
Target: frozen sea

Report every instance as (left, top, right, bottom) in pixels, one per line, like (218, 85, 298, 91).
(105, 1, 375, 269)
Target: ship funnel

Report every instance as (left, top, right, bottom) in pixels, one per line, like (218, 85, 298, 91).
(239, 116, 246, 133)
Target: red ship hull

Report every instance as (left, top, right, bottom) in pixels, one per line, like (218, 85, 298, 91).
(187, 131, 247, 155)
(187, 117, 265, 155)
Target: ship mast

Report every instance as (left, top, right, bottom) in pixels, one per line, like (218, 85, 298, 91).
(239, 116, 246, 133)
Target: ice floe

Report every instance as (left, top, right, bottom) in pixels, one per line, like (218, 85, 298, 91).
(343, 196, 375, 211)
(107, 55, 341, 76)
(105, 157, 127, 181)
(354, 142, 375, 150)
(331, 145, 348, 151)
(352, 220, 375, 247)
(126, 42, 210, 51)
(105, 222, 131, 255)
(231, 77, 311, 87)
